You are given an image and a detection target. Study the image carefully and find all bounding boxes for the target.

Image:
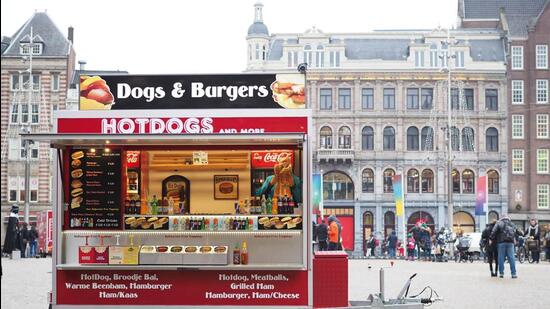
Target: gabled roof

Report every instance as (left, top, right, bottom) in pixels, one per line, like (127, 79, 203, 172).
(2, 12, 71, 57)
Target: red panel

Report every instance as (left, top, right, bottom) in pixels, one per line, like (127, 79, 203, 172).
(56, 269, 308, 306)
(313, 253, 348, 307)
(339, 216, 355, 251)
(251, 150, 294, 168)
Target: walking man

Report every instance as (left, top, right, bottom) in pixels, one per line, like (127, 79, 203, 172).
(387, 231, 398, 258)
(482, 219, 499, 277)
(491, 216, 518, 278)
(316, 219, 328, 251)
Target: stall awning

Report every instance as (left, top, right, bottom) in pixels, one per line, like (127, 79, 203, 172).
(21, 133, 305, 148)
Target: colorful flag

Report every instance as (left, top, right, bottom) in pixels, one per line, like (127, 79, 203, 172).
(392, 174, 404, 216)
(312, 173, 323, 217)
(475, 175, 487, 216)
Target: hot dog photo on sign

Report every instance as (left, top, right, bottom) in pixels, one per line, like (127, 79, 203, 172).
(270, 74, 306, 109)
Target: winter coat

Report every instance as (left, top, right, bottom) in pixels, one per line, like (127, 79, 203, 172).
(316, 223, 328, 241)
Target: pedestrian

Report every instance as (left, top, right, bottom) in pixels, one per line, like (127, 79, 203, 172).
(406, 233, 416, 261)
(526, 218, 540, 263)
(490, 215, 519, 278)
(316, 219, 328, 251)
(435, 228, 446, 262)
(20, 223, 29, 258)
(544, 225, 550, 262)
(387, 231, 398, 258)
(411, 222, 423, 258)
(29, 225, 39, 258)
(2, 205, 21, 258)
(327, 215, 340, 251)
(420, 224, 432, 261)
(482, 219, 499, 277)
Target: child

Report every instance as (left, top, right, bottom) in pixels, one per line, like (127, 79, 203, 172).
(407, 233, 416, 261)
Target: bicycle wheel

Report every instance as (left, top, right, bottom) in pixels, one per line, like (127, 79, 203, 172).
(528, 250, 535, 264)
(517, 247, 525, 264)
(469, 253, 475, 263)
(454, 252, 460, 263)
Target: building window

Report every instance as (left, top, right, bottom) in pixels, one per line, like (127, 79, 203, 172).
(451, 126, 460, 151)
(255, 44, 260, 60)
(20, 43, 42, 55)
(538, 184, 550, 209)
(455, 51, 465, 68)
(11, 74, 20, 90)
(10, 103, 39, 124)
(303, 45, 312, 65)
(329, 51, 340, 67)
(452, 169, 460, 193)
(384, 211, 396, 237)
(31, 103, 39, 124)
(407, 127, 419, 151)
(11, 73, 40, 91)
(421, 126, 434, 151)
(414, 51, 424, 67)
(383, 88, 395, 109)
(338, 126, 352, 149)
(511, 115, 524, 139)
(363, 211, 374, 247)
(383, 168, 395, 193)
(512, 149, 524, 174)
(316, 45, 324, 68)
(362, 126, 374, 150)
(537, 114, 549, 139)
(361, 88, 374, 109)
(362, 168, 374, 193)
(430, 47, 439, 67)
(487, 170, 499, 194)
(462, 169, 475, 194)
(537, 149, 549, 174)
(511, 46, 523, 70)
(406, 88, 419, 109)
(338, 88, 351, 109)
(11, 138, 38, 160)
(512, 80, 524, 104)
(486, 127, 499, 152)
(536, 45, 548, 69)
(51, 73, 60, 91)
(287, 51, 298, 68)
(407, 168, 420, 193)
(485, 89, 498, 111)
(451, 88, 460, 109)
(464, 89, 474, 110)
(319, 88, 332, 110)
(383, 126, 395, 151)
(421, 169, 434, 193)
(320, 126, 332, 149)
(323, 171, 354, 200)
(536, 80, 548, 104)
(8, 176, 38, 203)
(421, 88, 433, 110)
(461, 127, 475, 151)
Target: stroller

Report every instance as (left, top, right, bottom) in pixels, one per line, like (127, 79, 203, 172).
(455, 236, 474, 263)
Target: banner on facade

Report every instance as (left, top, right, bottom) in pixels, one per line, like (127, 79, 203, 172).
(392, 174, 404, 216)
(475, 175, 487, 216)
(312, 173, 323, 217)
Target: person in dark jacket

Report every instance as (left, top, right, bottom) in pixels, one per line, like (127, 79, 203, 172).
(29, 225, 39, 258)
(20, 223, 29, 258)
(387, 231, 398, 258)
(526, 219, 540, 263)
(482, 220, 499, 276)
(316, 219, 328, 251)
(3, 206, 21, 257)
(410, 222, 423, 258)
(544, 225, 550, 262)
(491, 216, 518, 278)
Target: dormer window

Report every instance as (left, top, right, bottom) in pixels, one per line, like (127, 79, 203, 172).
(20, 43, 42, 55)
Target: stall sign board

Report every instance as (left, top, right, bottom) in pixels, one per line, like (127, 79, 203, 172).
(57, 270, 308, 306)
(79, 74, 305, 110)
(68, 148, 122, 229)
(251, 150, 294, 169)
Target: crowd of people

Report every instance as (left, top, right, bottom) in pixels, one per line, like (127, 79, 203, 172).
(2, 206, 39, 259)
(313, 215, 343, 251)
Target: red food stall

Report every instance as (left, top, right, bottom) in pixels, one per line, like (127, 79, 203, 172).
(24, 73, 322, 308)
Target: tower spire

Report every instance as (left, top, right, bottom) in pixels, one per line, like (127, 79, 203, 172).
(254, 1, 264, 23)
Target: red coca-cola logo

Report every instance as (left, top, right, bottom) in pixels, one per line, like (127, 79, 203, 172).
(126, 151, 140, 168)
(251, 151, 293, 168)
(263, 152, 289, 163)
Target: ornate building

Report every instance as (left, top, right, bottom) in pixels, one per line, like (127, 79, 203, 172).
(245, 2, 508, 255)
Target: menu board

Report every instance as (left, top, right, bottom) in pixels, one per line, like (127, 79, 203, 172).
(68, 148, 122, 229)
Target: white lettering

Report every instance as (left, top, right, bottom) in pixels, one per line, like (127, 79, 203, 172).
(191, 82, 205, 98)
(150, 118, 166, 134)
(101, 119, 117, 134)
(200, 118, 214, 133)
(117, 83, 131, 99)
(117, 118, 135, 134)
(184, 118, 200, 133)
(134, 118, 150, 134)
(166, 118, 184, 134)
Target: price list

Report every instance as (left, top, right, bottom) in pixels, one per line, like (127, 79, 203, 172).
(68, 149, 121, 229)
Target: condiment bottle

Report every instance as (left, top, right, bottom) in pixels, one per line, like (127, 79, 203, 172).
(272, 196, 278, 215)
(241, 241, 249, 265)
(233, 243, 241, 265)
(261, 195, 267, 214)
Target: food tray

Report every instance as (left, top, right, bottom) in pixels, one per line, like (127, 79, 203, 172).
(257, 216, 303, 230)
(125, 216, 169, 230)
(139, 246, 184, 265)
(182, 246, 228, 265)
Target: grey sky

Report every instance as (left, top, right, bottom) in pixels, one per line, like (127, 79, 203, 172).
(1, 0, 457, 73)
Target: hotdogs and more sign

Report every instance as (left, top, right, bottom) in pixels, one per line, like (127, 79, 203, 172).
(79, 74, 306, 110)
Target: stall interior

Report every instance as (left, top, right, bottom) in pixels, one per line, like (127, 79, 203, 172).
(62, 146, 305, 269)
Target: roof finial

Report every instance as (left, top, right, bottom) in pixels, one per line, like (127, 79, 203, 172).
(254, 1, 264, 23)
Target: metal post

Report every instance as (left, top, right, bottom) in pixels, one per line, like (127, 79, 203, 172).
(24, 26, 33, 225)
(446, 29, 454, 256)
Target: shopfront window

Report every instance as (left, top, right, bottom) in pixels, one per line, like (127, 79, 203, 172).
(407, 211, 434, 232)
(323, 171, 354, 200)
(454, 211, 475, 233)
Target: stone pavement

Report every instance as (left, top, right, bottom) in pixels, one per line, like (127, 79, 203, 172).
(1, 256, 549, 308)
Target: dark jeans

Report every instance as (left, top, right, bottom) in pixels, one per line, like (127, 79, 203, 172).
(370, 247, 376, 257)
(486, 247, 498, 275)
(546, 247, 550, 261)
(423, 247, 431, 260)
(388, 247, 396, 258)
(531, 249, 540, 263)
(318, 240, 328, 251)
(497, 242, 517, 276)
(407, 248, 415, 260)
(328, 242, 338, 251)
(415, 241, 421, 258)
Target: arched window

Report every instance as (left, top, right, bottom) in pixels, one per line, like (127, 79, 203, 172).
(407, 211, 435, 233)
(384, 211, 396, 237)
(407, 127, 419, 151)
(362, 168, 374, 193)
(407, 168, 420, 193)
(320, 126, 332, 149)
(255, 43, 260, 60)
(487, 170, 499, 194)
(451, 126, 460, 151)
(303, 44, 312, 65)
(452, 169, 460, 193)
(383, 168, 395, 193)
(462, 169, 475, 194)
(323, 171, 354, 200)
(421, 126, 434, 151)
(421, 169, 434, 193)
(363, 211, 374, 255)
(338, 126, 352, 149)
(488, 211, 499, 222)
(453, 211, 475, 233)
(362, 126, 374, 150)
(262, 45, 266, 60)
(462, 127, 475, 151)
(383, 126, 395, 151)
(486, 127, 499, 152)
(316, 45, 324, 67)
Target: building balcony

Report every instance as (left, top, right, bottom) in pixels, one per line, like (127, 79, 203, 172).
(316, 148, 355, 163)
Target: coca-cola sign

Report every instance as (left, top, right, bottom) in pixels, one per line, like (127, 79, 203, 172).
(251, 150, 294, 169)
(126, 151, 140, 168)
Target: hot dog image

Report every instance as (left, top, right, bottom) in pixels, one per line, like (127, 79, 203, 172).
(270, 74, 306, 109)
(80, 76, 115, 110)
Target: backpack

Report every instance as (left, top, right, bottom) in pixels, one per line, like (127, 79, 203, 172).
(502, 220, 516, 242)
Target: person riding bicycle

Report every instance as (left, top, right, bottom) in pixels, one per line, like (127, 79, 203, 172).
(526, 219, 541, 263)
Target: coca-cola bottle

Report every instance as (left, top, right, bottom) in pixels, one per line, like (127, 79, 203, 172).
(288, 195, 295, 214)
(125, 199, 131, 215)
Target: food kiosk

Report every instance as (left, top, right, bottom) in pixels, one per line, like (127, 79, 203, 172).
(25, 74, 314, 308)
